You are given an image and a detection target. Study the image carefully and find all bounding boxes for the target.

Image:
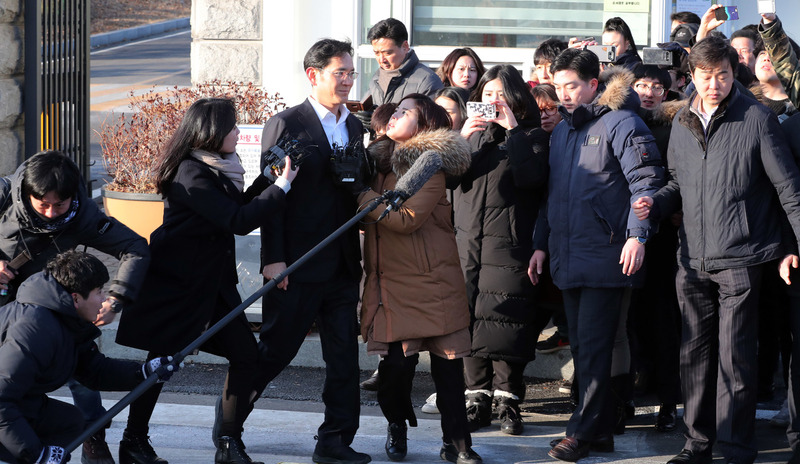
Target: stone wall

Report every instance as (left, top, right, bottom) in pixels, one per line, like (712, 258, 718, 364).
(191, 0, 262, 85)
(0, 0, 24, 176)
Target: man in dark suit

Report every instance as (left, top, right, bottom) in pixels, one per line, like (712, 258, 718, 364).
(253, 39, 369, 464)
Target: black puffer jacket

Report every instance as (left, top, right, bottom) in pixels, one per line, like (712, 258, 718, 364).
(0, 272, 142, 463)
(652, 87, 800, 270)
(0, 161, 150, 304)
(453, 116, 549, 363)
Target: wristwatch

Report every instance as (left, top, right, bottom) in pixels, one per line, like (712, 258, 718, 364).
(107, 297, 124, 313)
(635, 236, 647, 245)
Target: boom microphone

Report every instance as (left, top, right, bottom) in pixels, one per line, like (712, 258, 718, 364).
(378, 150, 443, 220)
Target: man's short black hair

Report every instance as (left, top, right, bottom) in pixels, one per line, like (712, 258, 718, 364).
(550, 48, 600, 83)
(633, 64, 672, 90)
(46, 250, 109, 298)
(670, 11, 701, 25)
(367, 18, 408, 47)
(22, 150, 81, 201)
(302, 39, 353, 71)
(534, 38, 568, 66)
(689, 36, 738, 75)
(731, 27, 759, 46)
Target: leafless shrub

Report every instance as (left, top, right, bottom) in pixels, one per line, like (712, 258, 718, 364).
(98, 80, 286, 193)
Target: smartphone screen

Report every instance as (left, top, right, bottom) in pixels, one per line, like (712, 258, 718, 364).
(714, 6, 739, 21)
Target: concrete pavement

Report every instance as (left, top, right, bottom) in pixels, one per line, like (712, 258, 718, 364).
(53, 388, 793, 464)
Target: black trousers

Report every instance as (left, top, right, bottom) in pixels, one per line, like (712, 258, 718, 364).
(562, 287, 627, 440)
(463, 357, 527, 399)
(676, 264, 762, 464)
(253, 276, 361, 448)
(378, 342, 472, 452)
(0, 397, 84, 463)
(127, 300, 259, 439)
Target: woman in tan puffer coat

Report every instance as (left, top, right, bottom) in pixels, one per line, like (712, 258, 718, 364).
(357, 93, 480, 464)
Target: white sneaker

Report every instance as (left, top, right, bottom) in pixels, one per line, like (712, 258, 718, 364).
(421, 393, 439, 414)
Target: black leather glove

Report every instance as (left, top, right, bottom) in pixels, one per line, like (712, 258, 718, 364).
(261, 134, 306, 181)
(36, 445, 70, 464)
(142, 356, 182, 383)
(331, 139, 370, 195)
(354, 110, 373, 131)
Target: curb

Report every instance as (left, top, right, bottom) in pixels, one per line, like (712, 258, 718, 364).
(91, 17, 190, 49)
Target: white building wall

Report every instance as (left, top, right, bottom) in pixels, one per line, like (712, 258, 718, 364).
(247, 0, 800, 105)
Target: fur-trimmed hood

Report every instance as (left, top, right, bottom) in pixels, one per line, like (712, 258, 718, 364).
(639, 99, 686, 127)
(368, 128, 471, 179)
(596, 66, 637, 111)
(561, 66, 641, 128)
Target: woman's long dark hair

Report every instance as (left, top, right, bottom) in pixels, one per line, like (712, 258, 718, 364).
(604, 17, 640, 58)
(436, 47, 487, 90)
(471, 65, 540, 123)
(400, 93, 453, 132)
(156, 98, 237, 194)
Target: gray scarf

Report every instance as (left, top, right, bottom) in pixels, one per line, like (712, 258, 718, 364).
(190, 149, 246, 191)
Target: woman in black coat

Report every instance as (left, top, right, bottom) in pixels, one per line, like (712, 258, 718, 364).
(454, 65, 549, 435)
(115, 98, 297, 464)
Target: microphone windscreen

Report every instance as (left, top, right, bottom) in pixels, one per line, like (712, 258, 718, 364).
(394, 151, 443, 199)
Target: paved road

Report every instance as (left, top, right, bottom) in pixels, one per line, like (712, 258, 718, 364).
(89, 30, 191, 193)
(52, 363, 794, 464)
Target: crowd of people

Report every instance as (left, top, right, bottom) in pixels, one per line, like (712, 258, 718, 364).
(2, 5, 800, 464)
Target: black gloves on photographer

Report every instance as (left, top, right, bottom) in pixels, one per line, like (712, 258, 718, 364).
(36, 445, 69, 464)
(142, 356, 182, 383)
(261, 134, 306, 181)
(330, 139, 372, 196)
(354, 110, 373, 133)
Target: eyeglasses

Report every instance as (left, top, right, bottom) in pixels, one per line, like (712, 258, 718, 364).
(634, 83, 666, 96)
(539, 106, 559, 116)
(317, 68, 359, 81)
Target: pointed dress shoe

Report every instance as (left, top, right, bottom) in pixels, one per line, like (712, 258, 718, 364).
(666, 449, 713, 464)
(548, 437, 590, 462)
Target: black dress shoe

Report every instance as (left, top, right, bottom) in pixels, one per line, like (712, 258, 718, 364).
(548, 437, 590, 462)
(656, 404, 678, 432)
(666, 449, 712, 464)
(439, 443, 482, 464)
(360, 369, 379, 391)
(312, 443, 371, 464)
(385, 423, 407, 461)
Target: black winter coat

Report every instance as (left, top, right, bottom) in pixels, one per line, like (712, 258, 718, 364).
(0, 272, 141, 463)
(0, 162, 150, 304)
(116, 157, 285, 354)
(652, 87, 800, 271)
(454, 116, 549, 363)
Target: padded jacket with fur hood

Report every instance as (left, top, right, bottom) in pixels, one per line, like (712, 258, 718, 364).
(0, 272, 142, 463)
(540, 67, 665, 289)
(652, 86, 800, 271)
(454, 113, 549, 363)
(358, 129, 472, 345)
